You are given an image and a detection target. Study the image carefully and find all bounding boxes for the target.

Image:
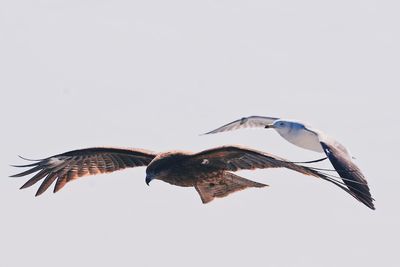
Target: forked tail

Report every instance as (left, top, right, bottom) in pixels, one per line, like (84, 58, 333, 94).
(195, 172, 268, 204)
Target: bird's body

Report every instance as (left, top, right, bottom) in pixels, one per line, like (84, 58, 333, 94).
(146, 151, 214, 187)
(205, 116, 375, 209)
(272, 121, 324, 153)
(11, 145, 334, 204)
(268, 119, 353, 161)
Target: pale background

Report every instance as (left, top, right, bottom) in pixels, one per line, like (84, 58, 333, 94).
(0, 1, 399, 266)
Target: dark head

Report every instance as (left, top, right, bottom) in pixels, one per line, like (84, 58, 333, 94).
(145, 161, 162, 186)
(145, 152, 188, 186)
(145, 172, 154, 186)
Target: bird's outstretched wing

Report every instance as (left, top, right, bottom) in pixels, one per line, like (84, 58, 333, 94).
(188, 145, 373, 206)
(320, 141, 375, 210)
(203, 116, 279, 135)
(11, 147, 157, 196)
(187, 145, 326, 178)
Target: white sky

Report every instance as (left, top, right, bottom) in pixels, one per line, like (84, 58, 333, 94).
(0, 1, 399, 266)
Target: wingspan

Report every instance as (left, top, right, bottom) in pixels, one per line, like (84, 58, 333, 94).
(320, 141, 375, 210)
(11, 147, 157, 196)
(203, 116, 279, 135)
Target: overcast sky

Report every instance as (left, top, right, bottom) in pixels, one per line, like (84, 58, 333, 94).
(0, 1, 399, 266)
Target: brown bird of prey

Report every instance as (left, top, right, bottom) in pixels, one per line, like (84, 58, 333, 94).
(10, 145, 342, 204)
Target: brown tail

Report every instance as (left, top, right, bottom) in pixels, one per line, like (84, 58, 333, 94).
(195, 172, 268, 204)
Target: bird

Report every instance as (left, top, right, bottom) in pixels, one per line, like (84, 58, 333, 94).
(204, 116, 375, 209)
(10, 145, 339, 204)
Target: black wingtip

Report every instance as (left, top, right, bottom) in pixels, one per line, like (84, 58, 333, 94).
(200, 131, 213, 136)
(320, 141, 375, 210)
(289, 157, 328, 164)
(10, 162, 40, 168)
(17, 155, 42, 161)
(9, 165, 42, 178)
(35, 189, 44, 197)
(10, 155, 42, 168)
(19, 184, 28, 190)
(359, 197, 375, 210)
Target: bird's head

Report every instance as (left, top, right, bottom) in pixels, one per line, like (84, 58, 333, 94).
(145, 159, 161, 185)
(265, 120, 305, 135)
(145, 163, 164, 186)
(145, 152, 182, 185)
(145, 171, 155, 186)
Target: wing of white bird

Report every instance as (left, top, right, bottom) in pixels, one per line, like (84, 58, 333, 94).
(319, 140, 374, 209)
(203, 116, 279, 135)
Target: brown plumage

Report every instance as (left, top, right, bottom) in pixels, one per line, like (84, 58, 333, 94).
(11, 145, 341, 204)
(11, 147, 156, 196)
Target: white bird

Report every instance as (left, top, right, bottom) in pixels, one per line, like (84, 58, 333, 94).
(204, 116, 375, 210)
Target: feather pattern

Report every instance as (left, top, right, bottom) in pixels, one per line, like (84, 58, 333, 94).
(203, 116, 279, 134)
(187, 146, 325, 178)
(195, 172, 268, 203)
(11, 147, 157, 196)
(320, 142, 374, 209)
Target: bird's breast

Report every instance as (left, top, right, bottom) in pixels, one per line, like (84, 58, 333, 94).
(157, 170, 196, 187)
(279, 129, 324, 153)
(158, 169, 222, 188)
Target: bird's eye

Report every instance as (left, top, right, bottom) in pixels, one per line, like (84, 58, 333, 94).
(279, 122, 284, 126)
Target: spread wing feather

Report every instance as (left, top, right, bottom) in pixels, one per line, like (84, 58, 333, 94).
(11, 147, 157, 196)
(188, 145, 327, 178)
(191, 146, 374, 209)
(189, 145, 373, 207)
(203, 116, 279, 135)
(320, 142, 375, 210)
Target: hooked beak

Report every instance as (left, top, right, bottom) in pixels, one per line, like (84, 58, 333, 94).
(145, 174, 154, 186)
(264, 124, 274, 129)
